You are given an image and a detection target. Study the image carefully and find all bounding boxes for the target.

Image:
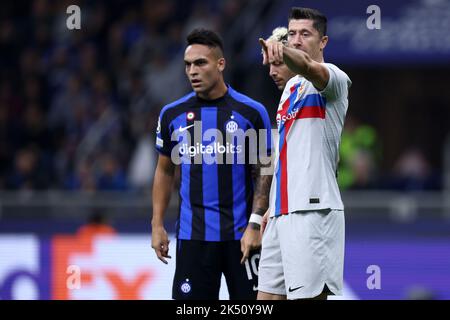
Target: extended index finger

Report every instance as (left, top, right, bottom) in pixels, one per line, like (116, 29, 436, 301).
(240, 246, 250, 264)
(259, 38, 269, 65)
(259, 38, 267, 50)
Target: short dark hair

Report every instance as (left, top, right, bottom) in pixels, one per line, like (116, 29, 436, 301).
(186, 28, 224, 53)
(289, 7, 327, 37)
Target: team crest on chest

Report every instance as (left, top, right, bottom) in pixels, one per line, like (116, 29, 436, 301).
(296, 81, 306, 100)
(225, 120, 238, 133)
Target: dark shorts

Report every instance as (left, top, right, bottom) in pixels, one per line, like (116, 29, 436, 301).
(172, 239, 259, 300)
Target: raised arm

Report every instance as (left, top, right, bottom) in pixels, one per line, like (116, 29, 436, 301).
(282, 46, 329, 90)
(259, 38, 329, 91)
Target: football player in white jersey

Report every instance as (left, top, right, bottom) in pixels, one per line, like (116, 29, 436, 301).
(264, 27, 296, 91)
(257, 7, 352, 300)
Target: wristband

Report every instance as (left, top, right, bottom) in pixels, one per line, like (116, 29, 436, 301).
(249, 213, 263, 226)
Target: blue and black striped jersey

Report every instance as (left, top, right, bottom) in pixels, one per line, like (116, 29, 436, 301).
(155, 85, 272, 241)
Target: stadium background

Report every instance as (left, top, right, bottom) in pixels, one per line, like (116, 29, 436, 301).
(0, 0, 449, 300)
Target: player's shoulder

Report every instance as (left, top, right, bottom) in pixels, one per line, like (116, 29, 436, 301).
(288, 74, 302, 84)
(227, 86, 267, 115)
(285, 75, 302, 90)
(160, 91, 196, 117)
(324, 63, 351, 83)
(280, 75, 303, 99)
(323, 63, 344, 73)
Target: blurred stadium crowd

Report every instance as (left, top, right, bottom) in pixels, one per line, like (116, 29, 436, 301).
(0, 0, 443, 192)
(0, 0, 233, 191)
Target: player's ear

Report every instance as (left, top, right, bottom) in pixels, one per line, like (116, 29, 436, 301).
(320, 35, 328, 51)
(218, 57, 226, 72)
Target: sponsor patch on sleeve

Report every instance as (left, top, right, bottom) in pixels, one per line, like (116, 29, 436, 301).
(156, 137, 164, 148)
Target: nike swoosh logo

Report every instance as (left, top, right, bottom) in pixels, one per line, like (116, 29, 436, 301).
(288, 286, 304, 292)
(178, 124, 194, 132)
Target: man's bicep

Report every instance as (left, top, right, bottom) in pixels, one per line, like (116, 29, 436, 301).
(317, 65, 351, 100)
(156, 154, 175, 176)
(306, 61, 330, 91)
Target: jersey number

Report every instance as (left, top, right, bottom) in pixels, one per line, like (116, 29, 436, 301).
(244, 253, 260, 280)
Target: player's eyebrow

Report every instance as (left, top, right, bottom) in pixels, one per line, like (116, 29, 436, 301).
(184, 58, 208, 65)
(288, 28, 313, 34)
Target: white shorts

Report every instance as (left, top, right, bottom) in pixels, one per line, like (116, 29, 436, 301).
(258, 209, 345, 299)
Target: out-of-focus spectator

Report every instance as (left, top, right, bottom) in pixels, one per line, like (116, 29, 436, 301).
(0, 102, 13, 188)
(183, 2, 219, 38)
(128, 134, 157, 190)
(48, 73, 90, 131)
(405, 285, 438, 300)
(77, 211, 117, 238)
(338, 115, 380, 190)
(144, 48, 188, 106)
(96, 152, 128, 191)
(6, 146, 49, 190)
(390, 148, 441, 190)
(19, 48, 43, 78)
(123, 71, 155, 138)
(64, 159, 96, 192)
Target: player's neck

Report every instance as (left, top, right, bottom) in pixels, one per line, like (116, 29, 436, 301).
(309, 51, 324, 63)
(197, 81, 228, 101)
(316, 52, 325, 63)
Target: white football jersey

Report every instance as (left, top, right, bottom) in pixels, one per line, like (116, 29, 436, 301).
(269, 63, 351, 217)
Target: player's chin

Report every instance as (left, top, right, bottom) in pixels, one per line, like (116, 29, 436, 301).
(191, 83, 203, 92)
(273, 81, 284, 91)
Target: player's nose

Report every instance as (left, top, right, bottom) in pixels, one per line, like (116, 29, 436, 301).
(292, 41, 302, 49)
(188, 64, 197, 75)
(269, 65, 277, 77)
(291, 35, 303, 48)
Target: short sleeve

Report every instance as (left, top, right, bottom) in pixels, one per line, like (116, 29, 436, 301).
(155, 109, 172, 156)
(319, 64, 352, 101)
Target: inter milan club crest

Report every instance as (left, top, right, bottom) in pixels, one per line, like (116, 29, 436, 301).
(226, 120, 238, 133)
(186, 112, 195, 121)
(180, 279, 191, 294)
(225, 116, 238, 133)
